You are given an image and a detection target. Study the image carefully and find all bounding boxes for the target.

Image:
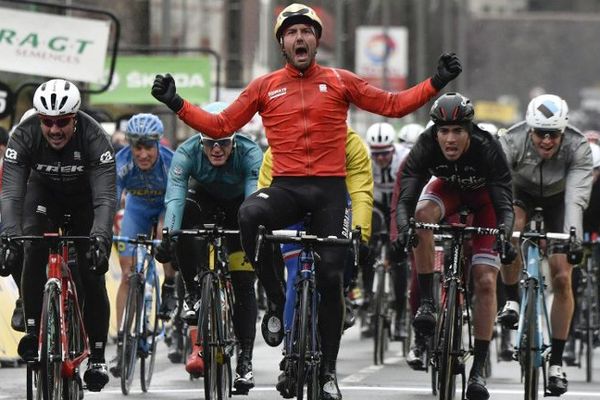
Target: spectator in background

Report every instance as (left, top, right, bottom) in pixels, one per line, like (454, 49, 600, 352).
(111, 130, 128, 153)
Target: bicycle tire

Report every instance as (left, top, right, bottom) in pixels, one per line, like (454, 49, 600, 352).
(296, 279, 311, 400)
(39, 282, 63, 400)
(438, 280, 458, 400)
(373, 265, 386, 365)
(220, 281, 235, 397)
(140, 262, 160, 392)
(200, 274, 219, 400)
(121, 273, 141, 395)
(64, 297, 83, 400)
(585, 277, 593, 383)
(430, 272, 441, 396)
(521, 282, 539, 400)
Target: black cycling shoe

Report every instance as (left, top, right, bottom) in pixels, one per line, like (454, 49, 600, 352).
(547, 365, 568, 396)
(276, 358, 295, 399)
(413, 299, 436, 337)
(320, 372, 342, 400)
(261, 302, 284, 347)
(84, 362, 109, 392)
(343, 297, 356, 331)
(109, 346, 121, 378)
(17, 333, 38, 362)
(406, 333, 427, 371)
(499, 327, 513, 362)
(158, 282, 178, 320)
(182, 293, 199, 324)
(466, 371, 489, 400)
(233, 340, 255, 394)
(11, 298, 25, 332)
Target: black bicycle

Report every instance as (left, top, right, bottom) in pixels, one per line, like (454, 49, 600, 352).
(255, 224, 360, 400)
(407, 216, 504, 400)
(164, 222, 238, 400)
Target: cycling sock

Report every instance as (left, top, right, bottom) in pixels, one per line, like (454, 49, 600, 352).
(550, 338, 566, 366)
(505, 283, 519, 302)
(471, 339, 490, 374)
(417, 272, 434, 301)
(90, 341, 106, 363)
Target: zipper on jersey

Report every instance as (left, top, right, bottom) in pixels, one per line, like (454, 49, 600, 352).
(299, 73, 311, 174)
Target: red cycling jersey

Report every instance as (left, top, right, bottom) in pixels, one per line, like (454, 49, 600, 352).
(178, 61, 438, 176)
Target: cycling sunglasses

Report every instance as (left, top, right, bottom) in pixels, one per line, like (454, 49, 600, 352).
(532, 129, 562, 140)
(282, 8, 310, 17)
(202, 137, 234, 149)
(39, 116, 73, 128)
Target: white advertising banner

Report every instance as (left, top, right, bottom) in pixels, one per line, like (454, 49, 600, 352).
(355, 26, 408, 90)
(0, 7, 110, 83)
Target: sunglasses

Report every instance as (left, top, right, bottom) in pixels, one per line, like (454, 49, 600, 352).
(532, 129, 562, 140)
(202, 137, 233, 148)
(40, 116, 73, 128)
(282, 8, 310, 18)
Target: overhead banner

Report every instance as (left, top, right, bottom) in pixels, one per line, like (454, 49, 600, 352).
(355, 26, 408, 91)
(90, 55, 212, 105)
(0, 7, 110, 83)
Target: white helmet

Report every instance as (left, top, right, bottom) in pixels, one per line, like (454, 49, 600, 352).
(590, 143, 600, 169)
(33, 79, 81, 116)
(398, 123, 425, 144)
(366, 122, 395, 150)
(525, 94, 568, 132)
(477, 122, 498, 136)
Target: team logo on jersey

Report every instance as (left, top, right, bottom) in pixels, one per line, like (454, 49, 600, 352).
(268, 88, 287, 100)
(5, 148, 17, 160)
(319, 84, 327, 93)
(99, 151, 114, 164)
(172, 166, 183, 177)
(74, 151, 81, 160)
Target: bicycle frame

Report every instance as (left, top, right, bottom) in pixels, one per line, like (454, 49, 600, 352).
(256, 225, 360, 400)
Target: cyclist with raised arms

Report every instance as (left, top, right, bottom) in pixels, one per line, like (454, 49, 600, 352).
(364, 122, 411, 339)
(497, 94, 592, 396)
(394, 92, 515, 400)
(153, 102, 262, 394)
(0, 79, 115, 392)
(109, 113, 176, 377)
(152, 4, 460, 397)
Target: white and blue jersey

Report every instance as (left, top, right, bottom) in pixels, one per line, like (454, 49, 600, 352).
(116, 144, 174, 256)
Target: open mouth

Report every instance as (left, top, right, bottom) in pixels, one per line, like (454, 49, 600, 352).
(295, 46, 308, 59)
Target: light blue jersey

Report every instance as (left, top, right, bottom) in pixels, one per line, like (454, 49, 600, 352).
(116, 144, 174, 255)
(164, 134, 263, 231)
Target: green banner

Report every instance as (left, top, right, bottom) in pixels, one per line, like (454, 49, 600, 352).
(90, 55, 212, 105)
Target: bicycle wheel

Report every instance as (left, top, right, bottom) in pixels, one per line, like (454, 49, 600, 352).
(39, 282, 63, 400)
(140, 262, 160, 392)
(521, 282, 539, 400)
(373, 265, 387, 365)
(296, 279, 311, 400)
(438, 280, 458, 400)
(64, 298, 84, 400)
(200, 275, 219, 400)
(121, 273, 141, 395)
(585, 279, 593, 383)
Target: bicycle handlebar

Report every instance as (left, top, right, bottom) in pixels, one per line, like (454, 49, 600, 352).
(112, 235, 162, 247)
(511, 231, 571, 241)
(254, 225, 361, 267)
(163, 226, 240, 239)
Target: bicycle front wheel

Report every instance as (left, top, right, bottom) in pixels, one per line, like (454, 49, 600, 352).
(438, 280, 459, 400)
(40, 282, 63, 400)
(140, 263, 160, 392)
(200, 275, 219, 400)
(585, 276, 594, 383)
(521, 282, 539, 400)
(64, 297, 84, 400)
(121, 274, 141, 395)
(296, 279, 311, 400)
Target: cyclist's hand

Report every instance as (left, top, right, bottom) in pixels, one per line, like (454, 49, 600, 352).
(431, 52, 462, 90)
(86, 238, 110, 275)
(499, 240, 517, 264)
(0, 240, 23, 277)
(154, 238, 175, 264)
(568, 240, 584, 265)
(151, 74, 184, 113)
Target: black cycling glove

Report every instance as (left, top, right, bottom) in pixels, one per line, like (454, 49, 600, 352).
(151, 74, 184, 113)
(431, 52, 462, 90)
(154, 238, 176, 264)
(86, 238, 110, 275)
(0, 240, 23, 277)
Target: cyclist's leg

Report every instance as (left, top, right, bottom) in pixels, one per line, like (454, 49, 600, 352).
(390, 248, 408, 338)
(238, 180, 305, 309)
(412, 178, 451, 336)
(157, 214, 177, 318)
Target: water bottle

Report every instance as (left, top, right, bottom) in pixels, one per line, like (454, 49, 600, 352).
(144, 281, 153, 333)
